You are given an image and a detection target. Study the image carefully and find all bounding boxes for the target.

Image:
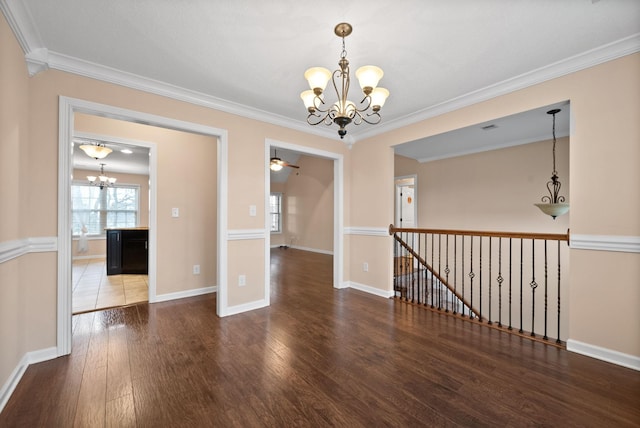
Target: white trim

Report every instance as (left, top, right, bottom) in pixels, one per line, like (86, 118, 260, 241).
(567, 339, 640, 371)
(344, 281, 395, 299)
(154, 286, 217, 303)
(355, 33, 640, 142)
(0, 237, 57, 264)
(570, 234, 640, 253)
(265, 139, 345, 297)
(224, 298, 270, 317)
(72, 254, 106, 261)
(227, 229, 266, 241)
(58, 96, 229, 353)
(344, 227, 389, 237)
(2, 0, 638, 144)
(0, 347, 57, 413)
(289, 245, 333, 256)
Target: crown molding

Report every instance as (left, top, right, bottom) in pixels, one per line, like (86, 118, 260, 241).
(0, 0, 43, 53)
(354, 33, 640, 142)
(4, 0, 638, 145)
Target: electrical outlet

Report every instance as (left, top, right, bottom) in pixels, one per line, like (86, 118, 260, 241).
(193, 264, 200, 275)
(249, 205, 257, 217)
(363, 262, 369, 272)
(172, 207, 179, 218)
(239, 274, 246, 286)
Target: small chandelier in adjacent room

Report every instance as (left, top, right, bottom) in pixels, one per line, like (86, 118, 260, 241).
(301, 23, 390, 139)
(534, 108, 569, 219)
(87, 163, 117, 189)
(79, 141, 112, 159)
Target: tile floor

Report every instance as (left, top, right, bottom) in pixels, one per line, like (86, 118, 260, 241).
(72, 258, 148, 314)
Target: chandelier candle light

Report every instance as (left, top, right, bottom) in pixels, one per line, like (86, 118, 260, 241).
(301, 23, 389, 139)
(87, 163, 117, 189)
(534, 108, 569, 219)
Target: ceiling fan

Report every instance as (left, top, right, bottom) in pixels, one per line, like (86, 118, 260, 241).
(270, 150, 299, 171)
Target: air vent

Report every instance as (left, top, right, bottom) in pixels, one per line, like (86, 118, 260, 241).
(481, 124, 498, 130)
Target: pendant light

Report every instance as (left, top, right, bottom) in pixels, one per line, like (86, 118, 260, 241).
(534, 109, 569, 219)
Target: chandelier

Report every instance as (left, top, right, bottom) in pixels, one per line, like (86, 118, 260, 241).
(78, 141, 112, 159)
(301, 23, 389, 139)
(534, 108, 569, 219)
(87, 163, 117, 189)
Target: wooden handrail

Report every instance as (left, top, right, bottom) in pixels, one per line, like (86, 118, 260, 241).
(389, 224, 569, 242)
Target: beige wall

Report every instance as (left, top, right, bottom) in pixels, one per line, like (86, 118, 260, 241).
(414, 137, 570, 233)
(1, 10, 347, 395)
(73, 114, 217, 294)
(356, 54, 640, 357)
(2, 10, 639, 398)
(275, 155, 334, 252)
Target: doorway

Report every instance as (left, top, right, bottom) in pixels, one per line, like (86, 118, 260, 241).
(71, 132, 152, 314)
(264, 138, 344, 301)
(395, 175, 417, 228)
(57, 96, 229, 356)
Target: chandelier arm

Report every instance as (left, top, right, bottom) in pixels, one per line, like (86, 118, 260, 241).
(312, 94, 330, 113)
(306, 111, 330, 126)
(358, 110, 382, 125)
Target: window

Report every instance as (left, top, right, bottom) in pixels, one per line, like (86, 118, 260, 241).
(71, 183, 139, 236)
(270, 192, 282, 233)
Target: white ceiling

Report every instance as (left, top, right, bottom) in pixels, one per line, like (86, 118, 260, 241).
(2, 0, 639, 159)
(73, 137, 150, 175)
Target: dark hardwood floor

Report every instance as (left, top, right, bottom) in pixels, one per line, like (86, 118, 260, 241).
(2, 248, 639, 427)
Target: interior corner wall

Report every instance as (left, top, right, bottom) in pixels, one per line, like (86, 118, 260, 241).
(353, 52, 640, 359)
(280, 155, 334, 253)
(0, 11, 57, 405)
(74, 114, 217, 295)
(416, 137, 570, 234)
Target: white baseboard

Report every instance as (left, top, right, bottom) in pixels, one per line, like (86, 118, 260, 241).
(223, 298, 269, 317)
(72, 254, 106, 261)
(344, 281, 395, 299)
(567, 339, 640, 371)
(153, 286, 217, 303)
(289, 245, 333, 255)
(0, 346, 57, 413)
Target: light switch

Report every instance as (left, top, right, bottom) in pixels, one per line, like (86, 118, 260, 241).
(172, 207, 179, 218)
(249, 205, 257, 217)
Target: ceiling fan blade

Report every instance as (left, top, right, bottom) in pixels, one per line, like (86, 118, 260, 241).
(282, 162, 299, 169)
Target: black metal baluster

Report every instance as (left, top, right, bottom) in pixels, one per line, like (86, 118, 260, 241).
(497, 238, 503, 327)
(544, 240, 548, 341)
(430, 233, 435, 309)
(557, 240, 562, 344)
(508, 238, 512, 331)
(462, 237, 465, 317)
(519, 238, 523, 334)
(479, 236, 483, 322)
(438, 234, 442, 310)
(469, 236, 475, 319)
(530, 239, 537, 337)
(453, 235, 457, 314)
(445, 234, 450, 313)
(488, 237, 492, 325)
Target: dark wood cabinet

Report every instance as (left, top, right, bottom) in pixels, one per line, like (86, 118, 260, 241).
(106, 228, 148, 275)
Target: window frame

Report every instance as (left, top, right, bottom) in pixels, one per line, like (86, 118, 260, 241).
(71, 181, 141, 237)
(270, 192, 283, 234)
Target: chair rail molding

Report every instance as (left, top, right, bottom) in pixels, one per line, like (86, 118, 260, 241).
(570, 234, 640, 253)
(344, 227, 389, 237)
(0, 237, 58, 264)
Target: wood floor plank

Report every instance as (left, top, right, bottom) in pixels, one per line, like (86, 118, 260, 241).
(2, 248, 639, 427)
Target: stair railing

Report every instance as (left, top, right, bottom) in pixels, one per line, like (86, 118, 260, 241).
(390, 225, 570, 346)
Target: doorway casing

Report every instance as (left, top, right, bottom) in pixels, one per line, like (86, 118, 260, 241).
(264, 138, 344, 298)
(58, 96, 228, 356)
